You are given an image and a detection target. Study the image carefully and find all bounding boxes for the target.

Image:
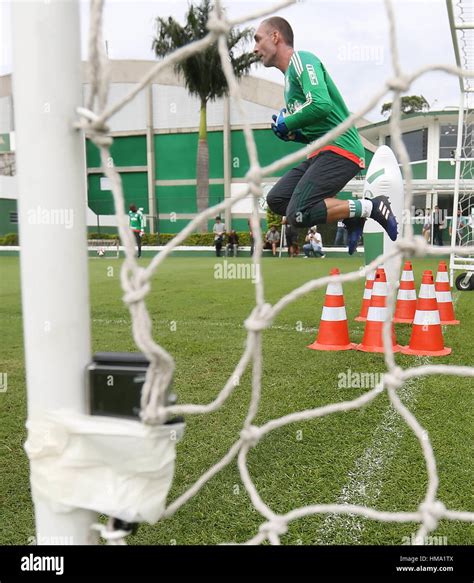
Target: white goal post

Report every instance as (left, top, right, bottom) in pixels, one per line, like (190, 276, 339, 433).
(446, 0, 474, 288)
(11, 0, 98, 544)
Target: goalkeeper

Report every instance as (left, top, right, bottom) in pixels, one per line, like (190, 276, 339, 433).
(128, 204, 144, 258)
(253, 17, 398, 254)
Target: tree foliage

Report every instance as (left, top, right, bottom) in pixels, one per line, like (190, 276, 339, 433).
(152, 0, 258, 105)
(266, 207, 282, 229)
(152, 0, 258, 227)
(381, 95, 430, 117)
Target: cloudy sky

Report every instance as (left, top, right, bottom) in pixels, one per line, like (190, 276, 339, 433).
(0, 0, 462, 121)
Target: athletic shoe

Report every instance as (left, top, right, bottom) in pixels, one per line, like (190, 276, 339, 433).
(370, 195, 398, 241)
(320, 254, 326, 259)
(343, 217, 366, 255)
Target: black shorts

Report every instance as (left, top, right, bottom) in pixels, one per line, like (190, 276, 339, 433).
(266, 151, 361, 226)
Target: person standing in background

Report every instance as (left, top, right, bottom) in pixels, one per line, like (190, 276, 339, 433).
(248, 218, 255, 256)
(432, 205, 446, 246)
(334, 220, 347, 246)
(128, 204, 144, 258)
(213, 216, 226, 257)
(283, 216, 298, 257)
(422, 209, 431, 243)
(226, 230, 240, 257)
(449, 208, 469, 246)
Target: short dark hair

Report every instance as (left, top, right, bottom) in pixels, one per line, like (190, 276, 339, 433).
(262, 17, 294, 47)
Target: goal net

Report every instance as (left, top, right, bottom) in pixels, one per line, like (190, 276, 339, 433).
(12, 0, 474, 546)
(448, 0, 474, 287)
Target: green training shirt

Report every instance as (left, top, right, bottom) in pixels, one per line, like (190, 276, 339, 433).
(129, 210, 144, 231)
(283, 50, 365, 165)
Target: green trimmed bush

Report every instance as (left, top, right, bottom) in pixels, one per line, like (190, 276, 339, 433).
(88, 232, 118, 240)
(0, 233, 19, 246)
(142, 232, 254, 246)
(266, 207, 282, 229)
(0, 227, 339, 248)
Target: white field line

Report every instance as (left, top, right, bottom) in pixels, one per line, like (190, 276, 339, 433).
(314, 292, 461, 545)
(90, 317, 319, 334)
(314, 358, 428, 545)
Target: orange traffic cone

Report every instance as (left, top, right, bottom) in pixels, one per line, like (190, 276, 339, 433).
(356, 267, 401, 353)
(355, 270, 376, 322)
(393, 260, 417, 323)
(435, 261, 459, 325)
(401, 270, 451, 356)
(308, 268, 355, 351)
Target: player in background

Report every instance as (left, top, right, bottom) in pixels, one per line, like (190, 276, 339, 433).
(253, 17, 398, 254)
(128, 204, 144, 258)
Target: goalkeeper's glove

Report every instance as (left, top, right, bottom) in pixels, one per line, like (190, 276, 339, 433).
(271, 108, 309, 144)
(271, 108, 289, 141)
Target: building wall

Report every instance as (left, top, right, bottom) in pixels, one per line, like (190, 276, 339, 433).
(86, 127, 369, 234)
(85, 127, 296, 228)
(0, 65, 379, 237)
(0, 96, 13, 133)
(358, 111, 471, 183)
(0, 151, 15, 175)
(83, 82, 277, 133)
(0, 198, 18, 235)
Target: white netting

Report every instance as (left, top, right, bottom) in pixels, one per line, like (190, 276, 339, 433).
(453, 96, 474, 270)
(75, 0, 474, 545)
(450, 0, 474, 276)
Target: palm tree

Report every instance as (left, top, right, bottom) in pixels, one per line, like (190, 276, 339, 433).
(152, 0, 257, 228)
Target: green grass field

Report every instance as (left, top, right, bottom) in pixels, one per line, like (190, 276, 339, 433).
(0, 254, 472, 545)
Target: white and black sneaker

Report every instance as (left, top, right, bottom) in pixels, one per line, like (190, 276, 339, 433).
(370, 195, 398, 241)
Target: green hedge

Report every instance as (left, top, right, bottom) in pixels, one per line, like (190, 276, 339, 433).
(0, 233, 19, 245)
(88, 231, 255, 246)
(88, 233, 119, 240)
(0, 231, 256, 247)
(0, 227, 339, 247)
(141, 232, 255, 246)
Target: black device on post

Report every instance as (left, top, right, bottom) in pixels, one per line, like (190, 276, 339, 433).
(87, 352, 177, 420)
(87, 352, 182, 539)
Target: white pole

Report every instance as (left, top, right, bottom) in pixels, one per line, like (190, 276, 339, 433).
(279, 223, 286, 258)
(223, 95, 232, 230)
(12, 1, 98, 544)
(449, 93, 465, 286)
(146, 84, 156, 234)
